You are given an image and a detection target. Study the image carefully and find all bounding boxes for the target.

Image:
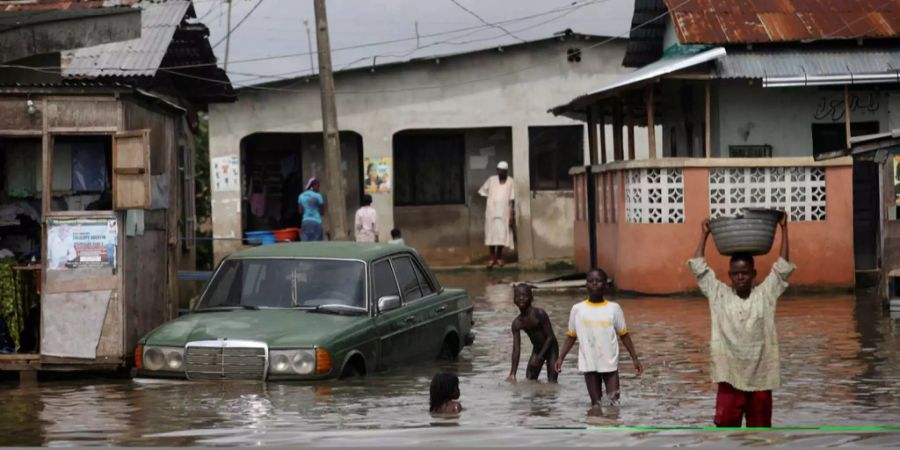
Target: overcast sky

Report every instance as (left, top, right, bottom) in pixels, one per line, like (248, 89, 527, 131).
(193, 0, 635, 85)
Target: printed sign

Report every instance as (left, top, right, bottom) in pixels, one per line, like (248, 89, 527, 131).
(894, 155, 900, 206)
(47, 218, 117, 270)
(212, 155, 240, 192)
(363, 157, 391, 193)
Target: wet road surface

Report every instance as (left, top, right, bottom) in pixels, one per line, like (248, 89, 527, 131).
(0, 271, 898, 446)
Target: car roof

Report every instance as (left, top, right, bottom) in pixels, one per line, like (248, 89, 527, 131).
(228, 242, 414, 262)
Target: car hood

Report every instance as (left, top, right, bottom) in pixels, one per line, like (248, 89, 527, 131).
(142, 309, 370, 348)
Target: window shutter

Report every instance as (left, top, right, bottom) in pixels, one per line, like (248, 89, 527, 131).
(113, 130, 152, 209)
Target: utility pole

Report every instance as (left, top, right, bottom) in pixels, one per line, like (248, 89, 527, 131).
(223, 0, 233, 71)
(313, 0, 348, 240)
(303, 19, 316, 75)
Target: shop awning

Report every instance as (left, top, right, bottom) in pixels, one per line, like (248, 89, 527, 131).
(549, 47, 726, 117)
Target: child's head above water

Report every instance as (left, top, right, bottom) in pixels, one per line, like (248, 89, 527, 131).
(513, 283, 534, 313)
(586, 267, 608, 300)
(429, 372, 460, 412)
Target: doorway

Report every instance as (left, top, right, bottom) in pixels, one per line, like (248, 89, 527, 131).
(853, 160, 880, 274)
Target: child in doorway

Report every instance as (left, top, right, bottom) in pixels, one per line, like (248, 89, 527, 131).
(555, 268, 643, 406)
(506, 283, 558, 383)
(429, 372, 463, 414)
(388, 228, 405, 245)
(354, 194, 378, 242)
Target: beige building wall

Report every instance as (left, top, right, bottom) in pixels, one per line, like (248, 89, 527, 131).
(209, 36, 656, 266)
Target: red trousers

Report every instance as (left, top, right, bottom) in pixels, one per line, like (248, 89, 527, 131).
(714, 382, 772, 427)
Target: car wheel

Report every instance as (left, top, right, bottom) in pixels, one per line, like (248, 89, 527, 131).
(339, 355, 366, 379)
(438, 333, 460, 360)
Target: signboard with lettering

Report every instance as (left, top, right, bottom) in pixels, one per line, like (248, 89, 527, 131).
(47, 218, 117, 270)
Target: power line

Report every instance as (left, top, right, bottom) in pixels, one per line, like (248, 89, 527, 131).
(151, 0, 695, 95)
(0, 0, 692, 95)
(212, 0, 265, 49)
(449, 0, 526, 43)
(333, 0, 604, 72)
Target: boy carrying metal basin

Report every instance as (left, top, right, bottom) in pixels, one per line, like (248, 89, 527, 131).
(688, 214, 794, 428)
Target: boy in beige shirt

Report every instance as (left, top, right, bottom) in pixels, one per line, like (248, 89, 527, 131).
(688, 216, 795, 428)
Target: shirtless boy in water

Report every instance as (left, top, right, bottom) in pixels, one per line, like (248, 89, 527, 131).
(505, 284, 559, 383)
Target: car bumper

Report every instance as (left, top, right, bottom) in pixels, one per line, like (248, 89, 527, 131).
(464, 331, 475, 346)
(134, 369, 336, 381)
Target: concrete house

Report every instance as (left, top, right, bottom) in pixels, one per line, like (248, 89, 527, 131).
(208, 30, 661, 267)
(552, 0, 900, 294)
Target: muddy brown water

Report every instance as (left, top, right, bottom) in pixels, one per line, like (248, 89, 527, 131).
(1, 272, 898, 446)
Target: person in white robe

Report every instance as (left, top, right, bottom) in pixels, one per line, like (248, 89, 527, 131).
(478, 161, 515, 267)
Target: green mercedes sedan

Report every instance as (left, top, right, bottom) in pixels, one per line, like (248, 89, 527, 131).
(134, 242, 475, 381)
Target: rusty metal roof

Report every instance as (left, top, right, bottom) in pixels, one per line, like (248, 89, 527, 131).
(664, 0, 900, 45)
(61, 0, 191, 77)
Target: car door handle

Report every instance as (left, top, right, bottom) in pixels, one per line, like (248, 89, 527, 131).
(405, 316, 416, 323)
(435, 305, 447, 313)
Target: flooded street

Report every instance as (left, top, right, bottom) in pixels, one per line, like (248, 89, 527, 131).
(1, 271, 899, 446)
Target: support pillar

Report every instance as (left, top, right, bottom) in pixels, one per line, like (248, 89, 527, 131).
(705, 82, 712, 158)
(612, 98, 624, 162)
(599, 111, 607, 164)
(626, 99, 635, 161)
(646, 86, 656, 159)
(586, 107, 599, 165)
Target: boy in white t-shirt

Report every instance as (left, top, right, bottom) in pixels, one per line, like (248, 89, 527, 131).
(555, 268, 643, 406)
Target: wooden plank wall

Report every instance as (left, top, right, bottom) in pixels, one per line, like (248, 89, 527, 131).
(0, 97, 42, 131)
(122, 97, 185, 341)
(122, 212, 168, 352)
(882, 158, 900, 296)
(46, 97, 118, 129)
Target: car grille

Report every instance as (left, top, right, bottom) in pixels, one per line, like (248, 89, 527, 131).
(185, 343, 267, 380)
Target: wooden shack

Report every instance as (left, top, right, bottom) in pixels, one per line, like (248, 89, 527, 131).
(819, 130, 900, 304)
(0, 0, 233, 376)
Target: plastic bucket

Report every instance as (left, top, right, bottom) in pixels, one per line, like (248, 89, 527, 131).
(273, 227, 300, 242)
(245, 230, 274, 245)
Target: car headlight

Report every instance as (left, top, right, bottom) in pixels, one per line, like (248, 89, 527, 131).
(269, 349, 316, 375)
(143, 346, 184, 372)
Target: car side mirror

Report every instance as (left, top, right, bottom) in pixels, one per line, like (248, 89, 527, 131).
(377, 295, 401, 312)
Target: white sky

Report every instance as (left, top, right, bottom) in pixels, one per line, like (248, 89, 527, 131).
(193, 0, 635, 85)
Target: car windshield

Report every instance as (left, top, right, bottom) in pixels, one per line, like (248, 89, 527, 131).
(197, 258, 366, 311)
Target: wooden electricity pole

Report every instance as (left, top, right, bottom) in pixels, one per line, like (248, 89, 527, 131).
(313, 0, 348, 240)
(223, 0, 233, 71)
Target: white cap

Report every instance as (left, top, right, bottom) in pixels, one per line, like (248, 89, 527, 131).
(497, 161, 509, 170)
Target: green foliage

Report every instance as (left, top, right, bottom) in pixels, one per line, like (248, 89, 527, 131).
(193, 113, 213, 270)
(0, 259, 37, 350)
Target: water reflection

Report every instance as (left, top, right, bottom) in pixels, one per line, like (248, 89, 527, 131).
(0, 271, 897, 445)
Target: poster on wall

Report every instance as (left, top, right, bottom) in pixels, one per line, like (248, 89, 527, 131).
(894, 154, 900, 205)
(212, 155, 240, 192)
(363, 157, 391, 193)
(47, 218, 117, 270)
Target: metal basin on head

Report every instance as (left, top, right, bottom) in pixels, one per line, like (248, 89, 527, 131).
(709, 208, 784, 256)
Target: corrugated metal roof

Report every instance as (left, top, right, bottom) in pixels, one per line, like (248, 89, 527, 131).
(716, 48, 900, 78)
(1, 1, 138, 12)
(550, 47, 726, 115)
(663, 0, 900, 45)
(622, 0, 668, 67)
(61, 0, 190, 78)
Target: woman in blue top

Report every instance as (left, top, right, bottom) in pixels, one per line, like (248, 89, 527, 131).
(298, 177, 326, 241)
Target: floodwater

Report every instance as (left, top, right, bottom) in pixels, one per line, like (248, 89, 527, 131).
(1, 271, 899, 447)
